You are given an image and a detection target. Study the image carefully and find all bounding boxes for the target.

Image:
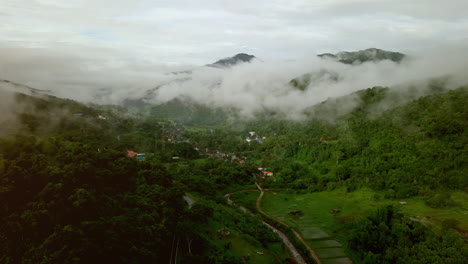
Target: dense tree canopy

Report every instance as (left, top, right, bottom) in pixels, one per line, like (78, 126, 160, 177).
(1, 85, 466, 263)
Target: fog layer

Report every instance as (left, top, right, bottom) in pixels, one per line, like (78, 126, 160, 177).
(1, 43, 467, 118)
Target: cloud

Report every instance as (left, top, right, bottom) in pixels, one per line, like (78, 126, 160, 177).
(0, 1, 467, 120)
(1, 0, 467, 64)
(0, 42, 194, 102)
(1, 40, 467, 119)
(308, 0, 468, 20)
(138, 43, 468, 119)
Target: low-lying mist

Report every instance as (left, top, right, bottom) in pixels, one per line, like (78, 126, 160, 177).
(142, 44, 468, 119)
(1, 43, 467, 120)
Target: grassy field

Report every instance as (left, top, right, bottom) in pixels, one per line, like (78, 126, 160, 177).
(399, 191, 468, 232)
(260, 189, 354, 261)
(230, 190, 260, 212)
(213, 230, 289, 264)
(260, 188, 390, 235)
(231, 187, 468, 262)
(233, 187, 468, 234)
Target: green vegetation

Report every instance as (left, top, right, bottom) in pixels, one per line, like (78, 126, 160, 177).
(0, 90, 287, 263)
(1, 83, 467, 263)
(345, 205, 467, 264)
(176, 197, 288, 263)
(0, 135, 184, 263)
(149, 99, 234, 126)
(231, 190, 259, 212)
(234, 186, 468, 263)
(256, 87, 468, 197)
(318, 48, 406, 64)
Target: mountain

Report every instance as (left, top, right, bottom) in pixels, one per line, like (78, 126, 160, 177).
(1, 76, 467, 264)
(289, 48, 406, 91)
(121, 53, 257, 110)
(318, 48, 406, 64)
(0, 79, 51, 95)
(289, 69, 341, 91)
(208, 53, 256, 67)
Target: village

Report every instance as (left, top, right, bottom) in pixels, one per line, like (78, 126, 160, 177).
(125, 128, 276, 181)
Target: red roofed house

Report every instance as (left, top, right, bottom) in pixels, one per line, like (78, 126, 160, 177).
(127, 150, 137, 158)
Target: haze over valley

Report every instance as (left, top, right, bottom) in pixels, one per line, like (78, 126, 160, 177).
(1, 1, 467, 264)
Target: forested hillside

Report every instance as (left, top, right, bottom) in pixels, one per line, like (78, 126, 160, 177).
(0, 90, 274, 263)
(1, 85, 467, 263)
(0, 92, 185, 263)
(255, 86, 467, 194)
(237, 86, 468, 263)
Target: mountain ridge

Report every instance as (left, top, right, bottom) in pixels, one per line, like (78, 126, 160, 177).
(318, 48, 406, 64)
(207, 53, 256, 67)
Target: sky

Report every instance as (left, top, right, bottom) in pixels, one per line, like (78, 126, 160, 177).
(0, 0, 467, 105)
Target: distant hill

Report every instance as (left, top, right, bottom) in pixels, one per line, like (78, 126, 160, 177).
(122, 53, 257, 110)
(289, 69, 341, 91)
(318, 48, 406, 64)
(289, 48, 406, 91)
(0, 79, 51, 95)
(208, 53, 256, 67)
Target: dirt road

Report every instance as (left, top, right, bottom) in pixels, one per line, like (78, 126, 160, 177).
(255, 182, 322, 264)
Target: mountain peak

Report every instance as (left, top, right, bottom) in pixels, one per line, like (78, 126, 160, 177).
(209, 53, 256, 67)
(318, 48, 405, 64)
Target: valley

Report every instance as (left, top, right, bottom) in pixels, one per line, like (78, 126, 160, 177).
(1, 51, 467, 264)
(2, 1, 468, 263)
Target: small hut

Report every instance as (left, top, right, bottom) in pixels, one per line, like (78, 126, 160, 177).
(217, 228, 231, 236)
(289, 210, 303, 217)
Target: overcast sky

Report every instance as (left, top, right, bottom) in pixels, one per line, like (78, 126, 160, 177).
(1, 0, 467, 101)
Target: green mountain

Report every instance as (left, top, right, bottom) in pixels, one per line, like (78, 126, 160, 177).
(318, 48, 406, 64)
(1, 80, 467, 264)
(208, 53, 256, 67)
(289, 69, 341, 91)
(290, 48, 406, 91)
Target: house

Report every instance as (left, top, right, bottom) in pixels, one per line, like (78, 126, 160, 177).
(262, 171, 273, 177)
(136, 153, 146, 161)
(127, 150, 137, 158)
(246, 137, 263, 143)
(127, 150, 145, 161)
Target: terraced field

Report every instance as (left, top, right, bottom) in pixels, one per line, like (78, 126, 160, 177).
(232, 187, 468, 263)
(260, 191, 352, 264)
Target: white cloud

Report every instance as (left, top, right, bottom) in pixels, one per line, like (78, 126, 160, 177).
(2, 0, 467, 63)
(0, 0, 467, 112)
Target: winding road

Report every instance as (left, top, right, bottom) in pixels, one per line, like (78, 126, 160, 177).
(255, 183, 322, 264)
(226, 183, 324, 264)
(225, 192, 307, 264)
